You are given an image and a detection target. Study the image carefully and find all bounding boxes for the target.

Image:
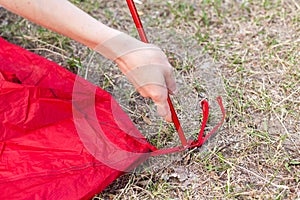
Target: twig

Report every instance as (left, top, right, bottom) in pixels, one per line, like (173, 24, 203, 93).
(84, 51, 95, 79)
(213, 152, 290, 189)
(132, 185, 154, 199)
(273, 111, 300, 155)
(27, 47, 68, 59)
(23, 35, 68, 53)
(272, 84, 300, 108)
(133, 0, 142, 4)
(292, 0, 300, 9)
(271, 38, 300, 49)
(115, 174, 135, 200)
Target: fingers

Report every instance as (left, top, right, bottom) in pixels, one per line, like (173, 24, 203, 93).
(99, 33, 177, 122)
(123, 61, 176, 123)
(164, 64, 177, 94)
(156, 100, 172, 122)
(138, 84, 172, 122)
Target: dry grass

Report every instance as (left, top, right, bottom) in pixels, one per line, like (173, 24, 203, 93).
(1, 0, 299, 199)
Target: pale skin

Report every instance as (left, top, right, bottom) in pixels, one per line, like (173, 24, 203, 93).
(0, 0, 176, 122)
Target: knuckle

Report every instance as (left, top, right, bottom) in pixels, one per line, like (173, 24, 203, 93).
(150, 92, 164, 102)
(151, 91, 167, 103)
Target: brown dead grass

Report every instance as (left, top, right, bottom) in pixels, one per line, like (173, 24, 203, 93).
(1, 0, 299, 199)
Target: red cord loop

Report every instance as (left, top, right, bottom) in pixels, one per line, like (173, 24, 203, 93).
(152, 97, 226, 156)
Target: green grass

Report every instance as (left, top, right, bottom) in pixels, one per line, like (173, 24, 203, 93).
(1, 0, 299, 199)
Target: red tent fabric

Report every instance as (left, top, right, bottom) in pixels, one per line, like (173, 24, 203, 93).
(0, 37, 157, 199)
(0, 36, 225, 199)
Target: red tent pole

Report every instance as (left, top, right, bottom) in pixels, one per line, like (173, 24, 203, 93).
(126, 0, 187, 146)
(125, 0, 149, 43)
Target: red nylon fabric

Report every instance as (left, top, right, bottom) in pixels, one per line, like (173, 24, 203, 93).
(0, 36, 225, 199)
(0, 37, 156, 200)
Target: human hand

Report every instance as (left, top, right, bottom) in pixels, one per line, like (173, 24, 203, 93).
(94, 33, 176, 122)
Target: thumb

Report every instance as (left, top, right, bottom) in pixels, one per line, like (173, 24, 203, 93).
(138, 84, 172, 122)
(149, 86, 172, 122)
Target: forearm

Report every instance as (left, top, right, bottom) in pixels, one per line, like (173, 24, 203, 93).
(0, 0, 121, 48)
(0, 0, 176, 122)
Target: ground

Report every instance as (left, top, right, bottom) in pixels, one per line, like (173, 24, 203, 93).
(0, 0, 299, 199)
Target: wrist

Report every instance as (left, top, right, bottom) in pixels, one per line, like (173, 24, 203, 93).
(93, 32, 159, 64)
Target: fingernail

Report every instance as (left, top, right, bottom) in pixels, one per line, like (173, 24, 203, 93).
(165, 114, 172, 123)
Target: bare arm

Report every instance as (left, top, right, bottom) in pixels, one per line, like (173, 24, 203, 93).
(0, 0, 176, 122)
(0, 0, 120, 48)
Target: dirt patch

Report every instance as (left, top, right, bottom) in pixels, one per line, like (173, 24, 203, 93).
(1, 0, 299, 199)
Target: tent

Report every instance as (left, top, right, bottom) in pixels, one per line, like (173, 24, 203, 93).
(0, 37, 158, 199)
(0, 35, 224, 199)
